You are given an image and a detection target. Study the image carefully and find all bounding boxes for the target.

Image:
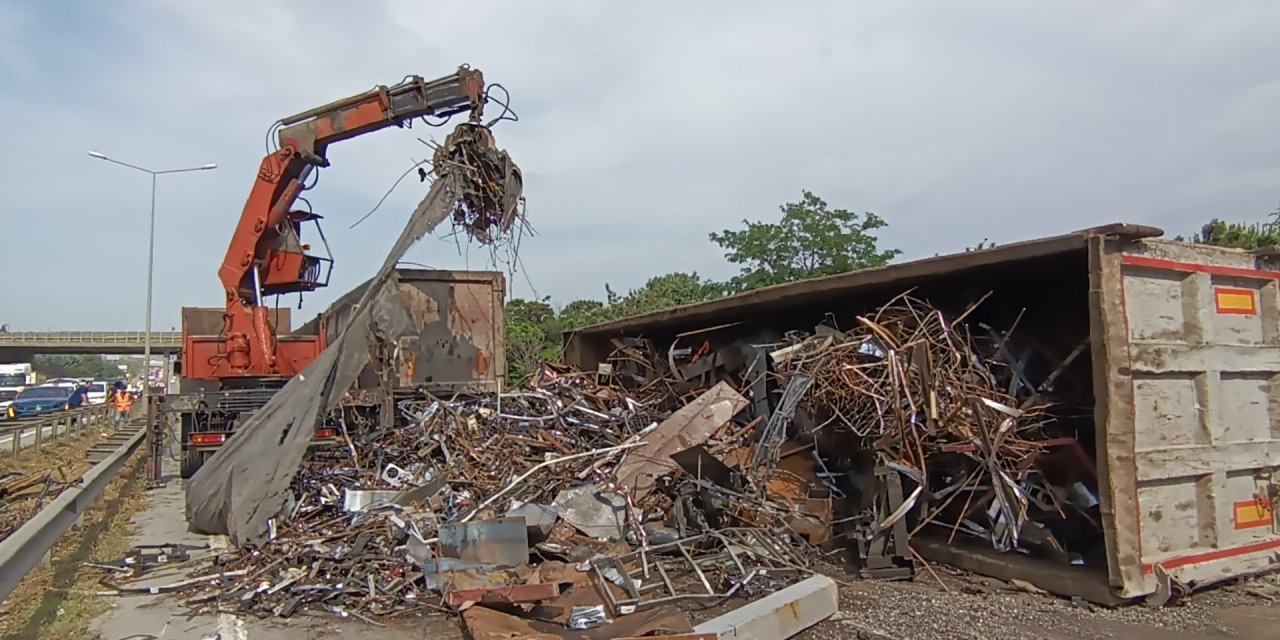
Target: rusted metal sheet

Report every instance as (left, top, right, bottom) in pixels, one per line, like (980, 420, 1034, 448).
(462, 605, 564, 640)
(614, 381, 748, 500)
(1106, 239, 1280, 597)
(444, 581, 561, 607)
(298, 269, 505, 392)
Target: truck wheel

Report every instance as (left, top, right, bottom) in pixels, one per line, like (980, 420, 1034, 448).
(180, 449, 207, 479)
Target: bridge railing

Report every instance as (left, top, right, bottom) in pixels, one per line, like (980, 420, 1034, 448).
(0, 332, 182, 346)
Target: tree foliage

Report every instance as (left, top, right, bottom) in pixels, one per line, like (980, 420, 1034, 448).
(502, 273, 725, 384)
(504, 322, 559, 385)
(605, 272, 723, 319)
(709, 190, 901, 293)
(33, 354, 120, 379)
(1179, 217, 1280, 250)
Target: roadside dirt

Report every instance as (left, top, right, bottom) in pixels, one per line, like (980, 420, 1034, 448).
(804, 566, 1280, 640)
(0, 424, 105, 540)
(0, 452, 148, 640)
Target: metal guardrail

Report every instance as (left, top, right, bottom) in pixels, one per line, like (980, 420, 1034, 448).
(0, 331, 182, 347)
(0, 426, 144, 602)
(0, 404, 115, 456)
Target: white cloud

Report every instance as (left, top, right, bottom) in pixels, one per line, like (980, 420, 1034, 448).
(1, 0, 1278, 330)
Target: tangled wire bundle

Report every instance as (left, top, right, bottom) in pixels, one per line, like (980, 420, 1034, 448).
(431, 122, 524, 245)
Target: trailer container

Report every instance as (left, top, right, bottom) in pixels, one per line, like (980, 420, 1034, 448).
(170, 269, 505, 477)
(564, 223, 1280, 603)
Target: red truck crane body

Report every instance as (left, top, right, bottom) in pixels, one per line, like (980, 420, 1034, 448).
(183, 66, 488, 382)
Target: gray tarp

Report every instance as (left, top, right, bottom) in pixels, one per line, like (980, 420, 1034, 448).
(186, 124, 521, 545)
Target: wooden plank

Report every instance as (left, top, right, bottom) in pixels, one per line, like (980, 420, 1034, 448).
(691, 575, 838, 639)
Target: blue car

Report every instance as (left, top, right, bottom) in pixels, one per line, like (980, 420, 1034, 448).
(6, 385, 74, 420)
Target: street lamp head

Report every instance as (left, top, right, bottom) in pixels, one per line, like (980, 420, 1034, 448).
(88, 151, 107, 160)
(200, 163, 218, 170)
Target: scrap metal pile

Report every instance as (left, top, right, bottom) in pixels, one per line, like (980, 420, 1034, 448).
(766, 294, 1099, 559)
(599, 291, 1102, 577)
(140, 288, 1094, 634)
(158, 370, 828, 636)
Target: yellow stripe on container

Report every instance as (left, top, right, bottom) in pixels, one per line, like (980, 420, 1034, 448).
(1215, 288, 1257, 315)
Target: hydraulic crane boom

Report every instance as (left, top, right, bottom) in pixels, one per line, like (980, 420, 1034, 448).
(185, 66, 488, 382)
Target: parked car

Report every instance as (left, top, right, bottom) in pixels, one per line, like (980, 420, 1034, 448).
(0, 389, 16, 413)
(6, 385, 75, 420)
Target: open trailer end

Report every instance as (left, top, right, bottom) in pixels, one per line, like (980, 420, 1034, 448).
(169, 269, 505, 478)
(564, 223, 1280, 605)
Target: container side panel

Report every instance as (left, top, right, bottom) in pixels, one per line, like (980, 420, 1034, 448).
(316, 270, 506, 393)
(1114, 240, 1280, 597)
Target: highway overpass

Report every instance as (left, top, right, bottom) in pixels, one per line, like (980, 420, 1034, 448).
(0, 331, 181, 362)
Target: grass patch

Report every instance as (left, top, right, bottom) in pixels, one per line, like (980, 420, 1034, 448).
(0, 451, 148, 640)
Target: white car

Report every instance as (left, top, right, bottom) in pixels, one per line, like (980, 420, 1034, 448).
(86, 381, 109, 405)
(0, 389, 15, 413)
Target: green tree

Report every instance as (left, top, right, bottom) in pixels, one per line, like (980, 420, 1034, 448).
(1180, 217, 1280, 250)
(505, 322, 555, 385)
(558, 299, 610, 332)
(506, 297, 557, 328)
(709, 190, 901, 293)
(606, 272, 723, 319)
(33, 354, 121, 379)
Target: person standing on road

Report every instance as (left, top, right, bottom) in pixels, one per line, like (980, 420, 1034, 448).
(112, 384, 133, 431)
(68, 382, 90, 409)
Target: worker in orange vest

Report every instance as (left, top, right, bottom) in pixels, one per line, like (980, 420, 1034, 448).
(112, 385, 134, 432)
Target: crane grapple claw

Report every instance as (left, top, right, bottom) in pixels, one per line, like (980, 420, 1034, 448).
(432, 122, 524, 245)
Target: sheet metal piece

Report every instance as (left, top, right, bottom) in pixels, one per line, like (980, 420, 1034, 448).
(613, 382, 748, 500)
(552, 485, 628, 540)
(439, 517, 529, 568)
(691, 575, 838, 639)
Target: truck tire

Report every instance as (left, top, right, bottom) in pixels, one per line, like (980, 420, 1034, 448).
(180, 449, 208, 479)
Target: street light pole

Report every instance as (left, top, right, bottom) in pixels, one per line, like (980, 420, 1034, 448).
(88, 151, 216, 480)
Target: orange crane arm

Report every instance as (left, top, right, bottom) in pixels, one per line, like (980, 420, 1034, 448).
(218, 66, 486, 305)
(205, 65, 487, 378)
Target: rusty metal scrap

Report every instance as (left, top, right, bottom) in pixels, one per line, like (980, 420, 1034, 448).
(768, 294, 1064, 552)
(123, 367, 818, 631)
(430, 122, 523, 245)
(597, 290, 1104, 576)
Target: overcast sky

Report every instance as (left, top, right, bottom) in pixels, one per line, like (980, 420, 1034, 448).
(2, 1, 1278, 330)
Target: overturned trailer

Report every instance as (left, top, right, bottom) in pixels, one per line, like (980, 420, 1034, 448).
(564, 223, 1280, 604)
